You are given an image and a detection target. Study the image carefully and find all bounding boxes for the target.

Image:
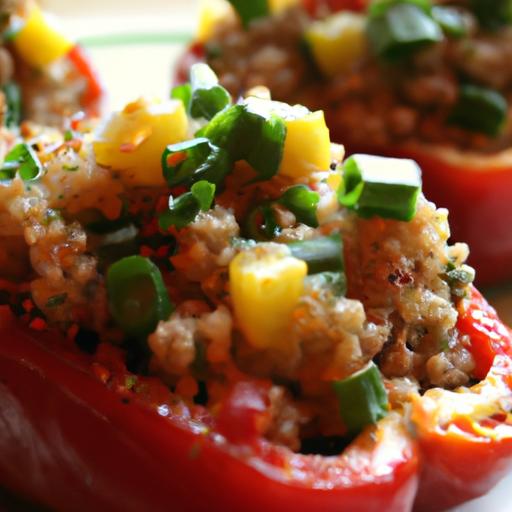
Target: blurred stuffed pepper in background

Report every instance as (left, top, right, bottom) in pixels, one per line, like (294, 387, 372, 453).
(177, 0, 512, 285)
(0, 0, 103, 128)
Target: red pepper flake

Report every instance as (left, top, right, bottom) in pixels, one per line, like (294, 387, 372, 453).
(166, 151, 186, 168)
(29, 317, 47, 331)
(22, 298, 34, 313)
(120, 143, 137, 153)
(156, 245, 169, 258)
(139, 245, 154, 258)
(91, 362, 110, 384)
(156, 196, 170, 213)
(67, 323, 80, 341)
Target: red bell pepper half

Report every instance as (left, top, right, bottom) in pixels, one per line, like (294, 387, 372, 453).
(0, 307, 418, 512)
(1, 283, 512, 511)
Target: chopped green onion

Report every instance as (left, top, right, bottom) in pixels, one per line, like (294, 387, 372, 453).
(432, 6, 467, 38)
(203, 100, 287, 180)
(369, 0, 432, 17)
(159, 180, 216, 230)
(449, 84, 508, 137)
(45, 293, 68, 308)
(470, 0, 512, 30)
(162, 138, 231, 187)
(368, 2, 443, 60)
(0, 143, 43, 182)
(288, 234, 344, 275)
(107, 256, 173, 338)
(227, 0, 269, 28)
(2, 82, 21, 128)
(244, 202, 280, 241)
(171, 83, 192, 110)
(189, 63, 231, 120)
(246, 113, 287, 181)
(279, 185, 320, 228)
(332, 361, 389, 435)
(305, 271, 347, 297)
(339, 154, 422, 221)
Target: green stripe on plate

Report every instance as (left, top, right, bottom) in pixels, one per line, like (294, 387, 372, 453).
(79, 31, 193, 48)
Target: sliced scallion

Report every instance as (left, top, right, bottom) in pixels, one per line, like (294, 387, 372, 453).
(162, 138, 231, 187)
(1, 143, 43, 182)
(332, 361, 389, 435)
(279, 185, 320, 228)
(338, 154, 422, 221)
(227, 0, 269, 28)
(244, 202, 280, 241)
(107, 256, 173, 338)
(449, 84, 508, 137)
(368, 2, 443, 60)
(189, 63, 231, 120)
(159, 180, 216, 230)
(288, 234, 344, 275)
(432, 6, 467, 38)
(2, 82, 21, 128)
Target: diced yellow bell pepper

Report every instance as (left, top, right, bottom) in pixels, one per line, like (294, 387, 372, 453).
(196, 0, 237, 42)
(13, 3, 74, 68)
(230, 244, 307, 349)
(93, 98, 188, 187)
(305, 12, 367, 78)
(279, 110, 332, 178)
(269, 0, 300, 13)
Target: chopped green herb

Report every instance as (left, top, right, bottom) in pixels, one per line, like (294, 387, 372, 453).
(449, 84, 508, 137)
(339, 154, 422, 221)
(432, 6, 467, 38)
(189, 63, 231, 120)
(63, 164, 79, 172)
(107, 256, 173, 338)
(332, 361, 389, 435)
(2, 143, 43, 182)
(171, 83, 192, 110)
(159, 180, 216, 230)
(279, 185, 320, 228)
(368, 1, 443, 60)
(162, 138, 231, 187)
(2, 82, 21, 128)
(125, 375, 138, 390)
(227, 0, 269, 28)
(45, 293, 68, 308)
(289, 234, 344, 275)
(244, 202, 280, 241)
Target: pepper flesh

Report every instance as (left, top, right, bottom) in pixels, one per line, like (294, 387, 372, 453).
(0, 307, 418, 512)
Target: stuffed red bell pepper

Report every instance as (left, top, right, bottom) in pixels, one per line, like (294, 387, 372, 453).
(178, 0, 512, 285)
(0, 0, 104, 127)
(0, 64, 511, 511)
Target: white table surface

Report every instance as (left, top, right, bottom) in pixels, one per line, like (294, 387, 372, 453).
(39, 1, 512, 510)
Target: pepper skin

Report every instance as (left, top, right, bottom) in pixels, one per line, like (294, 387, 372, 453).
(0, 288, 511, 510)
(0, 307, 418, 512)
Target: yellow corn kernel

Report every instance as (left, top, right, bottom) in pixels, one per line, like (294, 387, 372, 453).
(269, 0, 300, 13)
(93, 98, 188, 187)
(196, 0, 237, 42)
(13, 3, 74, 68)
(280, 110, 331, 179)
(230, 244, 307, 349)
(305, 12, 367, 78)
